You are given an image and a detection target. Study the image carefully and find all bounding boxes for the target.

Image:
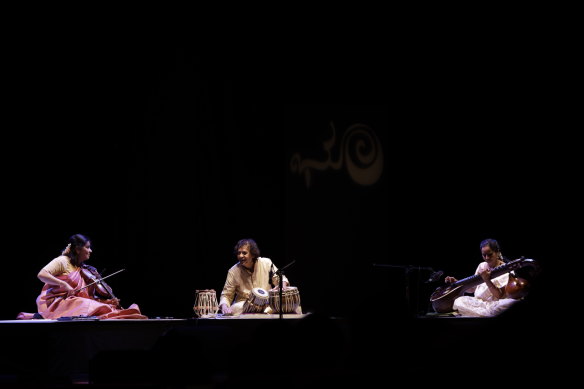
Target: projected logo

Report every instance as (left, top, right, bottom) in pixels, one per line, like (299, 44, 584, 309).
(290, 122, 384, 188)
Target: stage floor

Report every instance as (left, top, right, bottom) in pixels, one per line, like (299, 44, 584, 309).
(0, 309, 565, 388)
(0, 313, 308, 324)
(0, 313, 322, 387)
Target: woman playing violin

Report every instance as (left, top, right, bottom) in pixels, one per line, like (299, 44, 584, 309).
(17, 234, 147, 320)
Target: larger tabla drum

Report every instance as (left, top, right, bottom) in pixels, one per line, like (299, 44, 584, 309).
(269, 286, 301, 313)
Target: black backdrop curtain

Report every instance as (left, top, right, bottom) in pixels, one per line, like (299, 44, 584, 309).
(3, 39, 565, 320)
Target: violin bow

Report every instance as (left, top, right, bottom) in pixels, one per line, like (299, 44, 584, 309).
(72, 268, 126, 293)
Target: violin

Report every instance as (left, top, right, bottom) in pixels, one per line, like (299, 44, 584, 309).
(80, 264, 121, 307)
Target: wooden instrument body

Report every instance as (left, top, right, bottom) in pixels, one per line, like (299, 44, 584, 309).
(429, 257, 537, 313)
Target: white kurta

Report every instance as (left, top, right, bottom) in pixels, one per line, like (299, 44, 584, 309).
(453, 262, 519, 317)
(219, 257, 301, 315)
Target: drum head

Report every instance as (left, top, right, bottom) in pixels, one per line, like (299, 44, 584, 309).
(252, 287, 268, 298)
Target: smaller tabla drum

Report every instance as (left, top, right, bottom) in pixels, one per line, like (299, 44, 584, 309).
(242, 287, 269, 313)
(269, 286, 301, 313)
(193, 289, 219, 318)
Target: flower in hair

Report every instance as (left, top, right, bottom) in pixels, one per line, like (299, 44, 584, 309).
(62, 243, 72, 255)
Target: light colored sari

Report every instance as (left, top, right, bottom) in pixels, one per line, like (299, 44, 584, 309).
(17, 268, 147, 320)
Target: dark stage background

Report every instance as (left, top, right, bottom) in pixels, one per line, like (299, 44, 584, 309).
(2, 35, 567, 322)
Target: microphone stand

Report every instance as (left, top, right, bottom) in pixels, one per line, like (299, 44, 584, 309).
(275, 260, 296, 320)
(372, 264, 434, 317)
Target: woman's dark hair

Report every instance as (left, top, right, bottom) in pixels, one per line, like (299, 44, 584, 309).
(479, 238, 508, 261)
(234, 238, 261, 260)
(480, 238, 501, 253)
(65, 234, 91, 267)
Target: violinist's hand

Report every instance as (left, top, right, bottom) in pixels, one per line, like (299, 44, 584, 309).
(57, 281, 75, 296)
(101, 297, 121, 307)
(444, 276, 457, 284)
(97, 297, 120, 308)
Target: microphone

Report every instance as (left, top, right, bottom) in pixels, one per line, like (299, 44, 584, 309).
(425, 270, 444, 283)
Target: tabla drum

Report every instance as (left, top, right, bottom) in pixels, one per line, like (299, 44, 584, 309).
(269, 286, 301, 313)
(242, 287, 269, 313)
(193, 289, 219, 318)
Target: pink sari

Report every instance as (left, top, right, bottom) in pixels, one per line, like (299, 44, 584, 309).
(17, 268, 147, 320)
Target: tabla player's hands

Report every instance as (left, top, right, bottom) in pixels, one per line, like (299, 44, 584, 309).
(270, 283, 289, 291)
(220, 304, 233, 315)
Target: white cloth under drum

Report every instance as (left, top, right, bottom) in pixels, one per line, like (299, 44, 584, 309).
(219, 257, 302, 315)
(453, 262, 519, 317)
